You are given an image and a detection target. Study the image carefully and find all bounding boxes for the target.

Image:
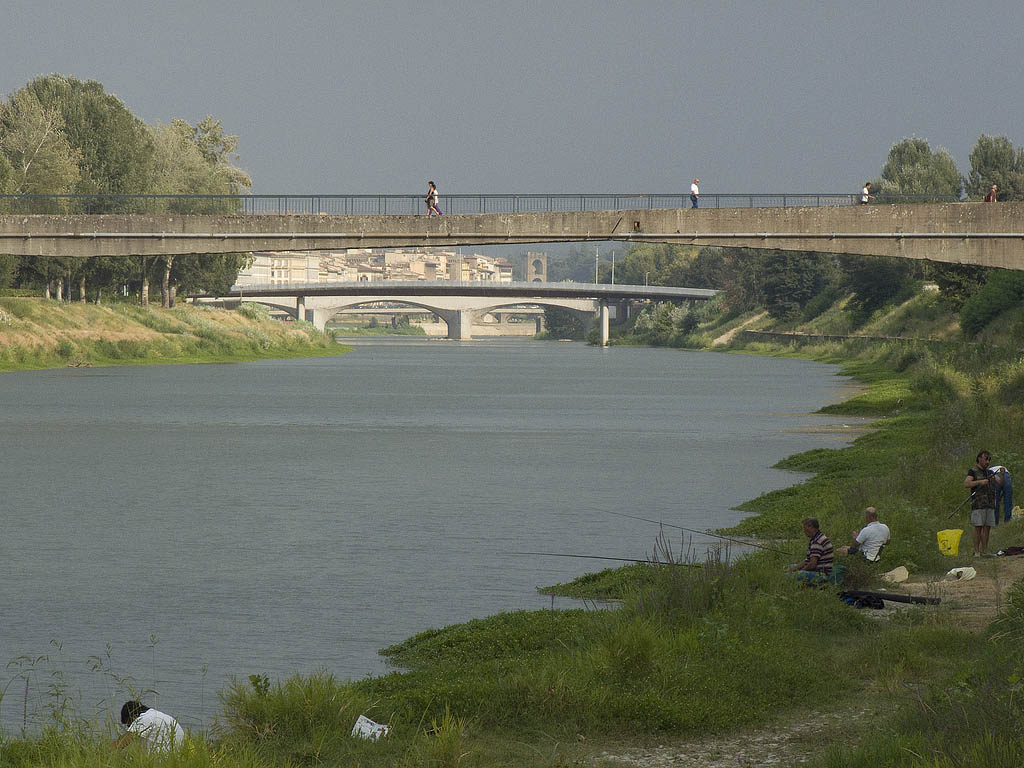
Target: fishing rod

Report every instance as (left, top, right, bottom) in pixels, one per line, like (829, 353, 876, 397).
(947, 491, 976, 519)
(605, 510, 796, 557)
(508, 551, 699, 567)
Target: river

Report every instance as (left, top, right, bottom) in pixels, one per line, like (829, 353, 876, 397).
(0, 339, 861, 731)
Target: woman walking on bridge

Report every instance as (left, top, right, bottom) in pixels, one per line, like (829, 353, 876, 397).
(426, 181, 442, 215)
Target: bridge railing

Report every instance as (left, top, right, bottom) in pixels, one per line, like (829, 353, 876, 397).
(0, 193, 962, 216)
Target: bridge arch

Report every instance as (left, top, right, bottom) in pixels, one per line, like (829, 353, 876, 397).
(302, 295, 600, 339)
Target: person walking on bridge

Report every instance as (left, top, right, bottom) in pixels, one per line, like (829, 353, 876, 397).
(690, 178, 700, 208)
(860, 182, 875, 204)
(984, 184, 999, 202)
(426, 181, 442, 215)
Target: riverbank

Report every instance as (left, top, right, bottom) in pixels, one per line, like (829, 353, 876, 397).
(1, 308, 1022, 767)
(0, 298, 345, 371)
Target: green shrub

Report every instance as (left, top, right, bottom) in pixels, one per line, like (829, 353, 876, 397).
(959, 270, 1024, 336)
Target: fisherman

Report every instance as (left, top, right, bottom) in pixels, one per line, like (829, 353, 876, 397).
(837, 506, 890, 562)
(114, 700, 185, 752)
(965, 450, 1002, 556)
(786, 518, 834, 582)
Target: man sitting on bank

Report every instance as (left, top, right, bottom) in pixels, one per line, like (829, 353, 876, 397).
(786, 518, 834, 582)
(838, 506, 890, 562)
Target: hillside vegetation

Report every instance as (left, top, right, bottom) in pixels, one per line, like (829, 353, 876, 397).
(0, 298, 343, 371)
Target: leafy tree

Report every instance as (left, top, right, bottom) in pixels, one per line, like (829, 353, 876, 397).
(0, 150, 12, 193)
(171, 253, 252, 297)
(615, 243, 699, 287)
(24, 75, 155, 201)
(926, 262, 990, 310)
(0, 88, 81, 197)
(759, 251, 836, 320)
(839, 254, 915, 313)
(681, 247, 726, 289)
(542, 307, 586, 339)
(966, 134, 1024, 200)
(875, 137, 962, 200)
(547, 245, 603, 283)
(0, 255, 18, 288)
(959, 270, 1024, 336)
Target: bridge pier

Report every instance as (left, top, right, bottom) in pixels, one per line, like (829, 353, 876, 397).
(309, 309, 331, 331)
(296, 296, 306, 323)
(599, 302, 610, 347)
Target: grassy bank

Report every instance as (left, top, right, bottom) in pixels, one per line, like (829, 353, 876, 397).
(2, 296, 1023, 766)
(0, 299, 345, 371)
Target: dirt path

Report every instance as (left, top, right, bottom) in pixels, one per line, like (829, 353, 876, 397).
(591, 545, 1024, 767)
(892, 547, 1024, 631)
(592, 704, 872, 767)
(712, 312, 767, 346)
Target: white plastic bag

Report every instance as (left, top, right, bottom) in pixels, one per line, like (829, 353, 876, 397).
(351, 715, 390, 741)
(941, 566, 976, 582)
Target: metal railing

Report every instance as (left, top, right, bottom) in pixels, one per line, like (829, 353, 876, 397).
(0, 193, 962, 216)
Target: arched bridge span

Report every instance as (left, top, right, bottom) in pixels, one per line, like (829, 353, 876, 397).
(219, 281, 717, 345)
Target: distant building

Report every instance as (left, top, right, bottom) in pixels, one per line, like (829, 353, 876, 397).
(235, 247, 509, 288)
(525, 251, 547, 282)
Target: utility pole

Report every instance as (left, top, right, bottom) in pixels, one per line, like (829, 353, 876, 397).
(595, 246, 599, 284)
(611, 251, 615, 285)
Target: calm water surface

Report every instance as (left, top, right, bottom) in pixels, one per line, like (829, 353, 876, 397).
(0, 340, 859, 730)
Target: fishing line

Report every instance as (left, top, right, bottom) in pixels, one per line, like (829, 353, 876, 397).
(605, 510, 796, 557)
(507, 551, 698, 566)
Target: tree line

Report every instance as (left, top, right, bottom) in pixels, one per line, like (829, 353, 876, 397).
(544, 135, 1024, 339)
(0, 75, 252, 305)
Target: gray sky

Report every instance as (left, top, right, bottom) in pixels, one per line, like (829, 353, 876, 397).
(2, 0, 1022, 195)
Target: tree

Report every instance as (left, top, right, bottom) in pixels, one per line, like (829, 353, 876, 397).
(149, 117, 252, 305)
(614, 243, 699, 287)
(839, 254, 915, 313)
(966, 134, 1024, 201)
(542, 307, 586, 339)
(759, 251, 836, 320)
(24, 75, 155, 201)
(926, 262, 989, 310)
(959, 271, 1024, 336)
(0, 88, 81, 197)
(876, 137, 962, 200)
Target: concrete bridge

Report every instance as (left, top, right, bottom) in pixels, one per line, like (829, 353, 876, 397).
(2, 202, 1023, 268)
(216, 280, 717, 345)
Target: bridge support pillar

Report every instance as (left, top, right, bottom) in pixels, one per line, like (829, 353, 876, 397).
(433, 308, 475, 339)
(309, 309, 331, 331)
(296, 296, 306, 322)
(599, 302, 610, 346)
(449, 309, 475, 339)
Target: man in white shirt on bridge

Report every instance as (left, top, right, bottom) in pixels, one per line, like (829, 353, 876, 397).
(690, 179, 700, 208)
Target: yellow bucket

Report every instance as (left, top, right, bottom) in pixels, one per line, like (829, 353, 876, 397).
(937, 529, 963, 556)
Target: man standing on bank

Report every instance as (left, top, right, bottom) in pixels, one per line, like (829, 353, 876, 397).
(837, 506, 890, 562)
(965, 450, 1003, 556)
(690, 178, 700, 208)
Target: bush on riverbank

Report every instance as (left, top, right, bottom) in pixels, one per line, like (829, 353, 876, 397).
(0, 299, 342, 371)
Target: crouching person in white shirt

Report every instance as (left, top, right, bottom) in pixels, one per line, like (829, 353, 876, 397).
(838, 506, 891, 562)
(115, 700, 185, 752)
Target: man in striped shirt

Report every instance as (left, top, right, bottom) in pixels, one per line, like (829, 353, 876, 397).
(787, 518, 834, 582)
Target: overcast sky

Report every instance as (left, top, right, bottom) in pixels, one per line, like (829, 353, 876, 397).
(3, 0, 1022, 195)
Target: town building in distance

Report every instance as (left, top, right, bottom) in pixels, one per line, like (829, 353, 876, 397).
(235, 248, 538, 288)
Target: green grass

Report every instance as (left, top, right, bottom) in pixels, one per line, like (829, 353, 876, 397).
(0, 299, 347, 372)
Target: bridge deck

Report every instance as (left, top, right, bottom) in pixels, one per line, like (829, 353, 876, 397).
(1, 203, 1022, 268)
